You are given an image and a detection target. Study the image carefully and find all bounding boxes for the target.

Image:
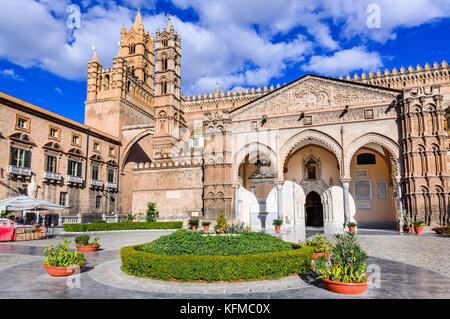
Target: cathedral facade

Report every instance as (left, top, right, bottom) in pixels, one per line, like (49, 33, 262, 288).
(1, 10, 449, 229)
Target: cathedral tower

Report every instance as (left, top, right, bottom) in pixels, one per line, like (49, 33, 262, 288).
(153, 16, 186, 158)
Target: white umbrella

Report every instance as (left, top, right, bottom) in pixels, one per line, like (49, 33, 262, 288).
(0, 195, 67, 212)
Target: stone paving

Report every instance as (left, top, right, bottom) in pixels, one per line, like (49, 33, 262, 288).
(0, 228, 449, 299)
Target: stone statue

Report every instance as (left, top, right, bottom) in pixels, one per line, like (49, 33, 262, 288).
(27, 175, 38, 198)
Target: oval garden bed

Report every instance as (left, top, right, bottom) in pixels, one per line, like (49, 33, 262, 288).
(120, 230, 313, 282)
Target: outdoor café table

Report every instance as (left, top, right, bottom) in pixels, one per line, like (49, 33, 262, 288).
(0, 226, 16, 241)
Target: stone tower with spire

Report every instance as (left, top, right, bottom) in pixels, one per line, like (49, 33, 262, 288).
(152, 15, 186, 158)
(84, 8, 155, 138)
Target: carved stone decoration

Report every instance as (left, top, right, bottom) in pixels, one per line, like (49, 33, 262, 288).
(27, 175, 38, 198)
(231, 75, 398, 121)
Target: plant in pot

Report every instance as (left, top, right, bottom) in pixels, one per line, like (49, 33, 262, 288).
(188, 219, 199, 230)
(273, 219, 283, 232)
(314, 231, 369, 294)
(75, 235, 100, 252)
(412, 220, 426, 234)
(215, 211, 227, 234)
(304, 234, 333, 260)
(202, 221, 211, 232)
(42, 240, 85, 277)
(399, 210, 413, 233)
(145, 202, 159, 222)
(347, 222, 358, 233)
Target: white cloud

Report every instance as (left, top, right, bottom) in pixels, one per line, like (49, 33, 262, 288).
(303, 46, 383, 76)
(0, 69, 24, 81)
(0, 0, 448, 96)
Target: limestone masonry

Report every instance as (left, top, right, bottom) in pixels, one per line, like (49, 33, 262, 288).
(1, 10, 448, 230)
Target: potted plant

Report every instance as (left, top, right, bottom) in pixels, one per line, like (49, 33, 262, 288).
(75, 235, 100, 252)
(202, 221, 211, 232)
(314, 232, 369, 294)
(432, 226, 450, 235)
(304, 234, 333, 260)
(412, 220, 426, 234)
(42, 240, 85, 277)
(215, 211, 227, 234)
(188, 219, 199, 230)
(272, 219, 283, 232)
(347, 222, 358, 233)
(399, 210, 413, 233)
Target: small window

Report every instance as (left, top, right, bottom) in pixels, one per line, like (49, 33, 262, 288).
(48, 126, 60, 140)
(59, 192, 67, 206)
(357, 153, 376, 165)
(129, 45, 135, 54)
(15, 115, 30, 132)
(72, 134, 81, 146)
(162, 39, 168, 47)
(96, 196, 102, 209)
(109, 147, 116, 157)
(93, 142, 101, 152)
(45, 155, 57, 173)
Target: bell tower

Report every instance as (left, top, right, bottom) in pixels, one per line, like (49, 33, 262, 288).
(153, 15, 186, 158)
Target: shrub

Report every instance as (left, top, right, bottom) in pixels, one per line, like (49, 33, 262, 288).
(75, 235, 99, 246)
(272, 219, 283, 226)
(223, 222, 248, 234)
(432, 226, 450, 235)
(314, 231, 368, 283)
(201, 221, 210, 226)
(412, 220, 426, 227)
(146, 202, 159, 222)
(92, 219, 106, 224)
(121, 242, 313, 282)
(303, 234, 333, 253)
(140, 231, 293, 256)
(63, 221, 183, 232)
(216, 212, 227, 229)
(43, 240, 85, 267)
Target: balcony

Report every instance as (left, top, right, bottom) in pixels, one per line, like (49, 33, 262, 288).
(67, 175, 84, 184)
(7, 165, 31, 176)
(42, 171, 62, 181)
(89, 179, 104, 187)
(106, 182, 117, 189)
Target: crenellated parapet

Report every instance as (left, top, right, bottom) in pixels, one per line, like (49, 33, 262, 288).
(341, 60, 449, 90)
(182, 84, 283, 113)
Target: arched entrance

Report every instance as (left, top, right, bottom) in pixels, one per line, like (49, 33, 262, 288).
(305, 191, 324, 227)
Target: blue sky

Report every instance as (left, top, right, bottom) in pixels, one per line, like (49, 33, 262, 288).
(0, 0, 449, 124)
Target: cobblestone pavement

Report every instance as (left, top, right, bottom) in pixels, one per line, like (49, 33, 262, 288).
(0, 228, 449, 299)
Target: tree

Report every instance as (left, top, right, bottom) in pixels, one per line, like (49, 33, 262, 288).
(146, 202, 159, 222)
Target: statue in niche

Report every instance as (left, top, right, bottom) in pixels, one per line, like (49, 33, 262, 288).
(303, 156, 320, 181)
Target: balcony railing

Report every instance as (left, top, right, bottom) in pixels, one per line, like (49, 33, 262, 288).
(42, 171, 62, 180)
(7, 165, 32, 176)
(89, 179, 104, 187)
(106, 182, 117, 189)
(67, 175, 84, 184)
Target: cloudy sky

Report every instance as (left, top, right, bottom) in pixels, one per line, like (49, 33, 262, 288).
(0, 0, 449, 123)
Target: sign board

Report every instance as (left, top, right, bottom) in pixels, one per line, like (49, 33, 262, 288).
(166, 190, 181, 199)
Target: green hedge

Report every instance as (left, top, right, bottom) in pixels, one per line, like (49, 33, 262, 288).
(63, 221, 183, 232)
(120, 242, 313, 282)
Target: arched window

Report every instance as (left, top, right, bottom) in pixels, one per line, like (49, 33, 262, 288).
(129, 44, 136, 54)
(162, 57, 168, 71)
(161, 80, 167, 95)
(162, 38, 168, 47)
(103, 75, 110, 90)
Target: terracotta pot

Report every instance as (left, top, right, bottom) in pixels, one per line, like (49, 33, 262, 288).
(312, 252, 331, 260)
(275, 225, 281, 232)
(203, 225, 209, 232)
(321, 278, 368, 294)
(43, 263, 82, 277)
(191, 226, 197, 230)
(414, 226, 423, 234)
(76, 244, 100, 252)
(348, 226, 356, 232)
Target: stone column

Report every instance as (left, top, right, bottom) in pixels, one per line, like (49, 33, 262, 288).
(275, 182, 283, 221)
(341, 179, 351, 226)
(233, 184, 240, 218)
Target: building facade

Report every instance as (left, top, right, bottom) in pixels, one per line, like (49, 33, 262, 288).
(1, 10, 449, 229)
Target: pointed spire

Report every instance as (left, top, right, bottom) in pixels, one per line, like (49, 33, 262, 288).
(167, 13, 172, 30)
(91, 47, 98, 62)
(131, 7, 144, 31)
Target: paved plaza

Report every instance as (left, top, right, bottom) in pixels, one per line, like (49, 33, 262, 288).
(0, 229, 449, 299)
